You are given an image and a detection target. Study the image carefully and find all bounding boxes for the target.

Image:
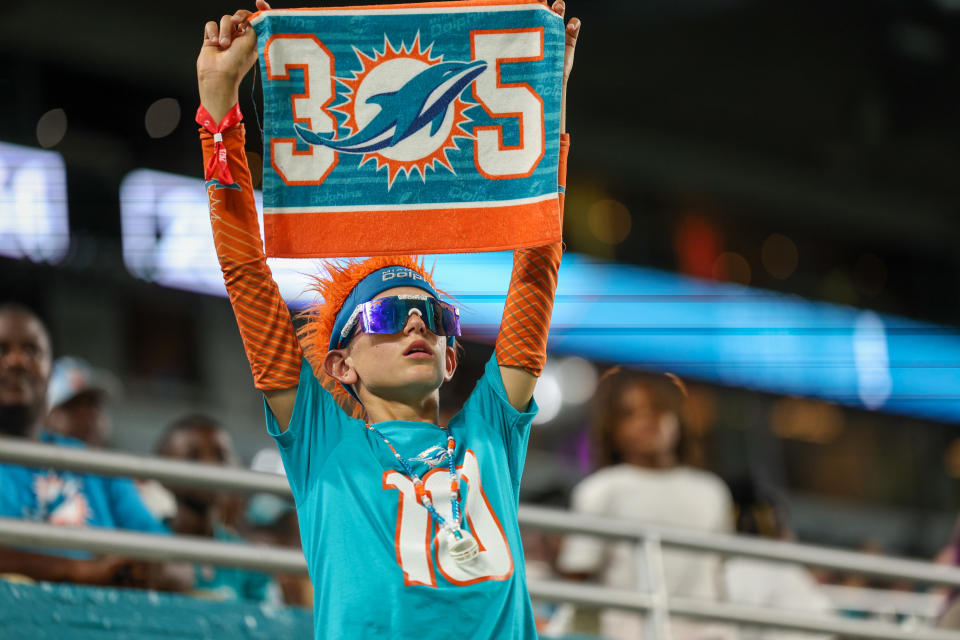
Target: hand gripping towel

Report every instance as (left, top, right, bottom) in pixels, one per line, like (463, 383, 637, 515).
(250, 0, 564, 258)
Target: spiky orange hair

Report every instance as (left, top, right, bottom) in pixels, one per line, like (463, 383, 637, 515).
(297, 255, 442, 417)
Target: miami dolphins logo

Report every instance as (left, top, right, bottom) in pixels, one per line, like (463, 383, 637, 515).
(295, 35, 486, 187)
(411, 444, 449, 468)
(204, 179, 241, 191)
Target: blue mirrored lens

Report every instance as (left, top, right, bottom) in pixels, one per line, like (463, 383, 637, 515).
(357, 297, 460, 337)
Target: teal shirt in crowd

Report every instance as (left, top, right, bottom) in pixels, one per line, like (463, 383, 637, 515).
(0, 431, 166, 536)
(266, 354, 539, 639)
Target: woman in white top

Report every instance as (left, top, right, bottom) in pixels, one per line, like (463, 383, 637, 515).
(555, 368, 735, 640)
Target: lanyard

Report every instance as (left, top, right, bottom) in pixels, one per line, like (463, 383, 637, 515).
(364, 423, 465, 539)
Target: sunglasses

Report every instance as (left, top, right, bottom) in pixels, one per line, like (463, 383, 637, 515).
(339, 295, 461, 346)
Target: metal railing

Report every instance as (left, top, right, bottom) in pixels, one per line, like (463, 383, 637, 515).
(0, 436, 958, 640)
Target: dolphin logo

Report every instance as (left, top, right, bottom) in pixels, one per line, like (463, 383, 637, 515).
(205, 179, 242, 191)
(295, 59, 487, 155)
(411, 445, 449, 468)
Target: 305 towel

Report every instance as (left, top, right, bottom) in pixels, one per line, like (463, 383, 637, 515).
(250, 0, 564, 258)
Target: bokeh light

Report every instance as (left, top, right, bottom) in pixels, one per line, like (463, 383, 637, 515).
(944, 438, 960, 478)
(587, 198, 632, 245)
(533, 366, 563, 425)
(36, 109, 67, 148)
(761, 233, 799, 280)
(771, 397, 845, 444)
(712, 251, 751, 285)
(557, 356, 597, 405)
(144, 98, 182, 139)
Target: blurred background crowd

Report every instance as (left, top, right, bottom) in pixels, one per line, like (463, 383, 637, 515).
(2, 0, 960, 638)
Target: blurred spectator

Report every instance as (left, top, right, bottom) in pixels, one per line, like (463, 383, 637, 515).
(934, 524, 960, 628)
(155, 414, 281, 604)
(243, 447, 312, 607)
(0, 302, 190, 590)
(41, 356, 180, 526)
(837, 539, 915, 593)
(520, 484, 571, 635)
(723, 477, 834, 640)
(44, 356, 120, 448)
(555, 367, 735, 640)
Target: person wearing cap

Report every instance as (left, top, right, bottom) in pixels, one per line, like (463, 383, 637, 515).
(0, 302, 191, 591)
(196, 3, 579, 638)
(45, 356, 120, 448)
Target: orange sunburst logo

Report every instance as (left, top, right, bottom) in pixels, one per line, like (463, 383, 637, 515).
(332, 34, 477, 188)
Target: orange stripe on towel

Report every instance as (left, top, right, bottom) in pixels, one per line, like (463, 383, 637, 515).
(262, 200, 561, 259)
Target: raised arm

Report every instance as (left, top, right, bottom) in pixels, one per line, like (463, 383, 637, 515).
(497, 3, 580, 410)
(198, 1, 301, 430)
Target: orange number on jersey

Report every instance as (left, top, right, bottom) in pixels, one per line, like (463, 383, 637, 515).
(383, 449, 514, 587)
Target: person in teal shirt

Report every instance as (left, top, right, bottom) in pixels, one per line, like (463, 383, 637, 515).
(0, 303, 188, 590)
(0, 431, 167, 536)
(196, 1, 580, 636)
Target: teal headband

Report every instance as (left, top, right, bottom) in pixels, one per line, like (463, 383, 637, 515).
(328, 266, 442, 352)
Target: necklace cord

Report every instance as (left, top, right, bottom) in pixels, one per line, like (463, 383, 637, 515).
(365, 424, 463, 536)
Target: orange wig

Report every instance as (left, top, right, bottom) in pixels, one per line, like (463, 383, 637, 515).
(297, 256, 447, 416)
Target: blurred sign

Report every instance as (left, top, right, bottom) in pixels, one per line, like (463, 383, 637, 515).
(119, 169, 307, 300)
(0, 141, 68, 263)
(119, 168, 960, 423)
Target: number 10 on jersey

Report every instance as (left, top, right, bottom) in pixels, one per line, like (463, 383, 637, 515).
(384, 450, 514, 587)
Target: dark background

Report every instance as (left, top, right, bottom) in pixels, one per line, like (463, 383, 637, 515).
(2, 0, 960, 557)
(3, 0, 960, 320)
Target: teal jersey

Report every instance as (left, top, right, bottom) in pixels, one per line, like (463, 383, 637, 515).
(265, 354, 538, 639)
(0, 432, 167, 535)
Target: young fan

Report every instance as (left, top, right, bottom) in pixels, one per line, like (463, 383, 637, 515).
(196, 2, 579, 637)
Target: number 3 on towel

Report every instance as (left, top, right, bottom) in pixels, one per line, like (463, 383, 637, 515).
(470, 28, 546, 179)
(263, 35, 339, 185)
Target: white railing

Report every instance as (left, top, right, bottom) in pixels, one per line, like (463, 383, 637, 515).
(0, 436, 957, 640)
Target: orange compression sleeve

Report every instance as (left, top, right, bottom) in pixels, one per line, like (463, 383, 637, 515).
(200, 123, 303, 390)
(495, 134, 569, 376)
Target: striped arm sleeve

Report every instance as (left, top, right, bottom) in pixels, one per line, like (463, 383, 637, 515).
(495, 134, 569, 376)
(200, 124, 303, 390)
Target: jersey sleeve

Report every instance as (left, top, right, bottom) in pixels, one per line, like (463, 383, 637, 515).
(265, 359, 357, 501)
(107, 477, 169, 535)
(460, 353, 539, 489)
(200, 122, 303, 391)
